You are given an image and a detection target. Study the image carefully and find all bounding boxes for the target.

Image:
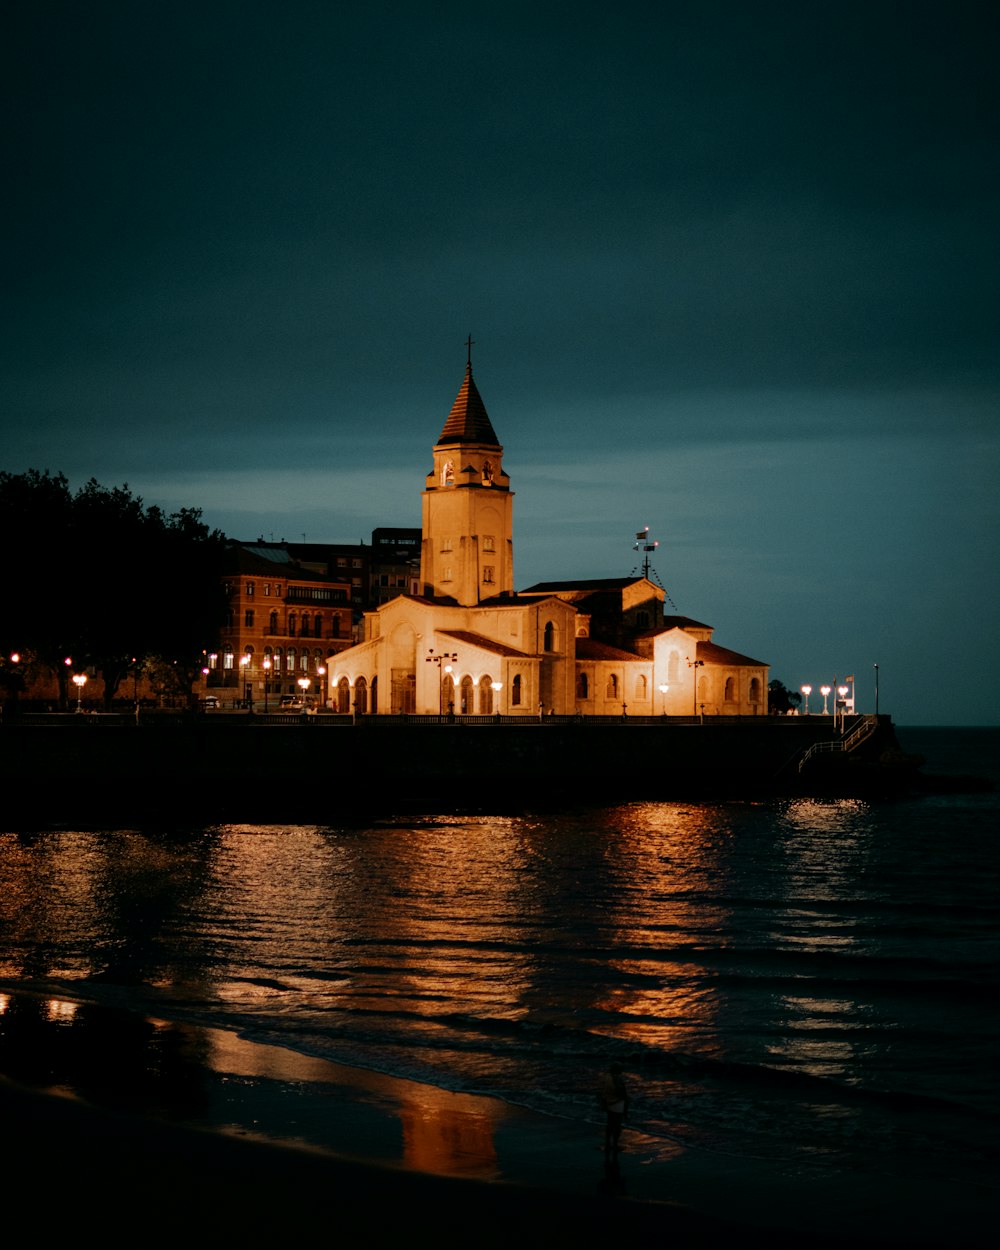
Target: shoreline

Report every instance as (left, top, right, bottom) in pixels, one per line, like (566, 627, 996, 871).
(1, 987, 994, 1248)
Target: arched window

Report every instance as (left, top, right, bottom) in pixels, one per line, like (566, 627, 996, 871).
(288, 612, 297, 636)
(287, 647, 296, 672)
(371, 676, 378, 714)
(577, 672, 589, 699)
(355, 676, 368, 714)
(442, 674, 455, 714)
(543, 620, 555, 651)
(273, 647, 283, 677)
(606, 673, 619, 699)
(315, 613, 323, 637)
(480, 676, 494, 714)
(511, 674, 522, 706)
(724, 676, 736, 702)
(223, 645, 234, 670)
(268, 610, 278, 634)
(749, 677, 761, 705)
(635, 674, 647, 700)
(460, 675, 474, 714)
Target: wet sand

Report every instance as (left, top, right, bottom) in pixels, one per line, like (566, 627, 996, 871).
(0, 989, 990, 1248)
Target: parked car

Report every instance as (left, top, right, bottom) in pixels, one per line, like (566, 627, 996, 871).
(199, 695, 220, 710)
(278, 695, 317, 712)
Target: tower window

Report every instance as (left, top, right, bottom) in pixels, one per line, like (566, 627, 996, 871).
(482, 567, 494, 583)
(482, 535, 495, 552)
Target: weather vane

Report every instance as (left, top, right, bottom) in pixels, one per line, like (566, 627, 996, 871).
(630, 525, 678, 610)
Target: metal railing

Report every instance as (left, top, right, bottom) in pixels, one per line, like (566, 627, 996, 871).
(797, 715, 879, 772)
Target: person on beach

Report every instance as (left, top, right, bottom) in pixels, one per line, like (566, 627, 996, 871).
(598, 1061, 628, 1158)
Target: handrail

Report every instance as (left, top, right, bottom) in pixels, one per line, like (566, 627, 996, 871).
(797, 715, 879, 772)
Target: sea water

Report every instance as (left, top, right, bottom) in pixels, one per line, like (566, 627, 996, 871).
(1, 726, 997, 1227)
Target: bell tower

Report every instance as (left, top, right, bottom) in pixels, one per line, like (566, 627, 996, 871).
(420, 347, 514, 605)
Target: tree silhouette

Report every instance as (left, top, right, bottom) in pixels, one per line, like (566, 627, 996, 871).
(1, 470, 228, 708)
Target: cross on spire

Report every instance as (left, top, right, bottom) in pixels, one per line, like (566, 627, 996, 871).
(465, 334, 475, 366)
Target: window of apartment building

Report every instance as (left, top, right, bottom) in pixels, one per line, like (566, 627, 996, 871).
(300, 615, 310, 637)
(223, 647, 234, 670)
(246, 582, 254, 596)
(314, 613, 322, 636)
(244, 609, 254, 628)
(287, 648, 296, 671)
(264, 584, 271, 596)
(337, 557, 347, 567)
(269, 610, 278, 633)
(352, 559, 362, 568)
(300, 651, 309, 670)
(288, 613, 296, 636)
(276, 584, 282, 596)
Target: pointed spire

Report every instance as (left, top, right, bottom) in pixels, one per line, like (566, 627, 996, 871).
(435, 361, 500, 447)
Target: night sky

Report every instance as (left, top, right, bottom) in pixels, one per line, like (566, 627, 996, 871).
(4, 2, 997, 725)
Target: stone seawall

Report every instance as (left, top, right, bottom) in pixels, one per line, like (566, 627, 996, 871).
(0, 715, 912, 825)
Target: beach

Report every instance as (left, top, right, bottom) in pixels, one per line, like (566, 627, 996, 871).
(1, 989, 992, 1249)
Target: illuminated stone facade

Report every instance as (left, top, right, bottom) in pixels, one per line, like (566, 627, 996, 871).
(327, 364, 768, 716)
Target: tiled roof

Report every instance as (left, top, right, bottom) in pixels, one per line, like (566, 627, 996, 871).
(698, 640, 768, 667)
(438, 630, 529, 658)
(662, 615, 713, 631)
(520, 577, 646, 594)
(436, 365, 500, 447)
(576, 637, 640, 661)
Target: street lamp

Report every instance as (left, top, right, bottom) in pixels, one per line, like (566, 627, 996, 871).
(658, 683, 669, 716)
(837, 685, 849, 731)
(240, 653, 251, 709)
(492, 680, 503, 718)
(317, 664, 327, 709)
(800, 684, 812, 715)
(262, 657, 271, 711)
(72, 672, 87, 713)
(426, 649, 457, 715)
(820, 684, 832, 716)
(687, 658, 704, 718)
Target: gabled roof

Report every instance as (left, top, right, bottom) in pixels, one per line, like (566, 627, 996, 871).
(576, 638, 641, 662)
(438, 630, 529, 658)
(698, 640, 768, 667)
(436, 364, 500, 447)
(520, 577, 648, 594)
(662, 615, 713, 632)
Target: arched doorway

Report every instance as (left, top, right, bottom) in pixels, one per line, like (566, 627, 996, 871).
(337, 677, 351, 713)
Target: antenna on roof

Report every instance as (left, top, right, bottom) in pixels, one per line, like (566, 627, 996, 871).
(630, 525, 678, 610)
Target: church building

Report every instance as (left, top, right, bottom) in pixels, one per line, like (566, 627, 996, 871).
(326, 361, 768, 717)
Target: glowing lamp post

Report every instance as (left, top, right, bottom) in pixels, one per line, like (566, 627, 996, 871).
(800, 684, 812, 715)
(426, 649, 457, 715)
(820, 684, 832, 716)
(72, 672, 87, 713)
(240, 653, 251, 709)
(837, 685, 849, 730)
(658, 683, 669, 716)
(317, 664, 327, 709)
(262, 657, 271, 711)
(491, 680, 503, 718)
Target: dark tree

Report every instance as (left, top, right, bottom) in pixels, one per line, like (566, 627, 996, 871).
(768, 679, 802, 716)
(0, 470, 228, 708)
